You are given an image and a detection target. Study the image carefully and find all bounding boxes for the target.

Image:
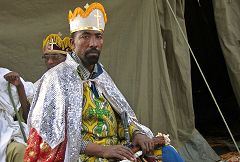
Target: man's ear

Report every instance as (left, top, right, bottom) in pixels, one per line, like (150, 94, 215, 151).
(70, 38, 75, 50)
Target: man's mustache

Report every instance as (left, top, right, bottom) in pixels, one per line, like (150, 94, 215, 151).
(85, 48, 100, 55)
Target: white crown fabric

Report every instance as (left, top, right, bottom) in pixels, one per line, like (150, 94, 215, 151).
(68, 3, 107, 33)
(70, 9, 105, 33)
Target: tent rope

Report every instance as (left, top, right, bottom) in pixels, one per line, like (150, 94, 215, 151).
(165, 0, 240, 154)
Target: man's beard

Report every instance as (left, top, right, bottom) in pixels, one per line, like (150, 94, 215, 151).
(82, 48, 100, 66)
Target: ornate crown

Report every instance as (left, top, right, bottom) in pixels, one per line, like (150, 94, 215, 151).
(42, 33, 72, 55)
(68, 2, 107, 33)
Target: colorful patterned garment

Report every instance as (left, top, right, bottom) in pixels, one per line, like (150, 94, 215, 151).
(80, 82, 139, 162)
(80, 82, 185, 162)
(23, 129, 67, 162)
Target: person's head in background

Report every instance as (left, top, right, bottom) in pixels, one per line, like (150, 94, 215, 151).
(42, 33, 72, 69)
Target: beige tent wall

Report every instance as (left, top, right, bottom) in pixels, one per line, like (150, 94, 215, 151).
(0, 0, 220, 161)
(0, 0, 83, 81)
(212, 0, 240, 106)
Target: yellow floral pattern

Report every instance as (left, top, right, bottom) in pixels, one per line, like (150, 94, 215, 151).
(80, 83, 138, 161)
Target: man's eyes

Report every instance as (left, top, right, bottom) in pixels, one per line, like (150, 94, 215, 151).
(42, 55, 63, 60)
(80, 35, 103, 39)
(80, 35, 90, 39)
(96, 35, 103, 39)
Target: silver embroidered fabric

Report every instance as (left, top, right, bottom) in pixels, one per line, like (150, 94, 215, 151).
(28, 56, 83, 162)
(28, 54, 153, 162)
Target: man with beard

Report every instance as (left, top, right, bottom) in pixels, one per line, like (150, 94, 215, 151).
(24, 2, 184, 162)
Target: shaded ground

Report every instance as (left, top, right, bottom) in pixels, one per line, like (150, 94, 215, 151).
(206, 136, 240, 161)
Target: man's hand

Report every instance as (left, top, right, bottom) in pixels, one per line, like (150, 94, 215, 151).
(4, 71, 22, 87)
(102, 145, 136, 161)
(132, 133, 154, 155)
(3, 71, 30, 122)
(85, 143, 136, 161)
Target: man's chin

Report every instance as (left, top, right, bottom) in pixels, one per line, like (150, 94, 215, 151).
(86, 55, 99, 65)
(47, 66, 54, 70)
(88, 58, 99, 65)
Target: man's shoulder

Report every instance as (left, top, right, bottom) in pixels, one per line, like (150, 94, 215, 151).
(44, 62, 68, 75)
(41, 62, 78, 84)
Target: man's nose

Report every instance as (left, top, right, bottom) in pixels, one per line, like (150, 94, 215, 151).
(47, 58, 54, 64)
(89, 36, 97, 48)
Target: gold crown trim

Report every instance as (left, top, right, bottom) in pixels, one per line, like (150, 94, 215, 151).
(42, 34, 63, 50)
(68, 2, 107, 23)
(62, 37, 71, 50)
(43, 34, 72, 51)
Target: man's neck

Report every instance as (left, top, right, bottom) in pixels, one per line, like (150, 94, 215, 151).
(86, 64, 94, 73)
